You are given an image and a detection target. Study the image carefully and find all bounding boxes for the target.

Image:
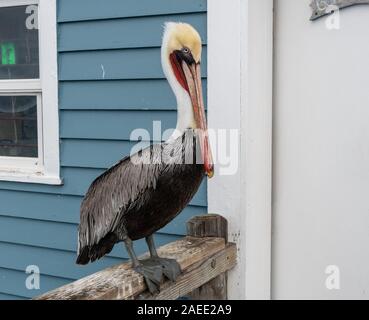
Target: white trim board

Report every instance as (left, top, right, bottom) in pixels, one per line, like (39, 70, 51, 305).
(0, 0, 39, 7)
(207, 0, 274, 299)
(38, 0, 60, 184)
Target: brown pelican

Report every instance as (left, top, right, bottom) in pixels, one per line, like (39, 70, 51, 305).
(76, 22, 213, 294)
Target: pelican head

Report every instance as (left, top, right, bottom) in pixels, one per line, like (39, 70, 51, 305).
(162, 22, 214, 178)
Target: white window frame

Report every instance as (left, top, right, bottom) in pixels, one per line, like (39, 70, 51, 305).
(0, 0, 61, 185)
(208, 0, 274, 299)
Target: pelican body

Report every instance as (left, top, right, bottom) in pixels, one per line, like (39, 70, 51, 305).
(76, 22, 213, 293)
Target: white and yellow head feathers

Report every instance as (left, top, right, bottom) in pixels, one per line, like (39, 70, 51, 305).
(161, 22, 203, 137)
(162, 22, 202, 63)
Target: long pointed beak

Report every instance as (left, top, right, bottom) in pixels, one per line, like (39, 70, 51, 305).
(182, 62, 214, 178)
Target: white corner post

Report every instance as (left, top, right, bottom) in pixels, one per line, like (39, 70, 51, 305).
(207, 0, 274, 299)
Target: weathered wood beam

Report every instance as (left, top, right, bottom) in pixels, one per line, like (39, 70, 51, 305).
(35, 235, 236, 300)
(187, 214, 229, 300)
(138, 243, 236, 300)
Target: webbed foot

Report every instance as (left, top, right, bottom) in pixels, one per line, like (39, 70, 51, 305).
(134, 263, 162, 294)
(150, 257, 181, 282)
(133, 258, 181, 294)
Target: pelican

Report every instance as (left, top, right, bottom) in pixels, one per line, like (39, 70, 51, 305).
(76, 22, 213, 294)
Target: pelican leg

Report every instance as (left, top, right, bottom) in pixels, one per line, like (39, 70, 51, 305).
(124, 237, 140, 267)
(145, 234, 181, 282)
(124, 237, 162, 294)
(146, 234, 158, 257)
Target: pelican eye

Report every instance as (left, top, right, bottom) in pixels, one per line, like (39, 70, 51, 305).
(182, 47, 190, 54)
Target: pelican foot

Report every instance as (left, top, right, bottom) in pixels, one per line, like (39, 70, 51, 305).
(134, 258, 181, 294)
(149, 257, 181, 282)
(134, 263, 162, 294)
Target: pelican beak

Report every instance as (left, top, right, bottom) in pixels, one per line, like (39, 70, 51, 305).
(182, 62, 214, 178)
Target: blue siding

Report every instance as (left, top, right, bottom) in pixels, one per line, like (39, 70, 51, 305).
(58, 0, 206, 22)
(59, 79, 207, 110)
(0, 216, 184, 257)
(0, 292, 25, 300)
(0, 0, 207, 299)
(58, 13, 207, 51)
(0, 268, 72, 299)
(59, 47, 207, 80)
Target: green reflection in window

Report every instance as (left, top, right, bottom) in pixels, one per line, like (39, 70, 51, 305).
(1, 43, 16, 65)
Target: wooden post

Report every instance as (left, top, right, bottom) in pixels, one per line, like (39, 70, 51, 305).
(187, 214, 228, 300)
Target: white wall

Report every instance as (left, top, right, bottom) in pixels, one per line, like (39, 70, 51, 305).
(273, 0, 369, 299)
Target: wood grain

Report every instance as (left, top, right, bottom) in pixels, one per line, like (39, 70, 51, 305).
(35, 236, 236, 300)
(187, 214, 228, 300)
(138, 244, 236, 300)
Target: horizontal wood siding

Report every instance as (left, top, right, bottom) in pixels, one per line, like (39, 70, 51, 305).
(59, 79, 207, 110)
(59, 47, 207, 80)
(0, 0, 207, 299)
(58, 13, 207, 51)
(57, 0, 206, 22)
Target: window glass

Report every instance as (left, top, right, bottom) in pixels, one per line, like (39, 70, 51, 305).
(0, 5, 39, 79)
(0, 96, 38, 158)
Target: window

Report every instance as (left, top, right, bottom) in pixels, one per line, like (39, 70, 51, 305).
(0, 0, 60, 184)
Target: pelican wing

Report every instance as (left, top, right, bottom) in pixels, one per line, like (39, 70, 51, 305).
(77, 144, 164, 263)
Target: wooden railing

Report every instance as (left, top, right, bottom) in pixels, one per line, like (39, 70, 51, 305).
(35, 214, 237, 300)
